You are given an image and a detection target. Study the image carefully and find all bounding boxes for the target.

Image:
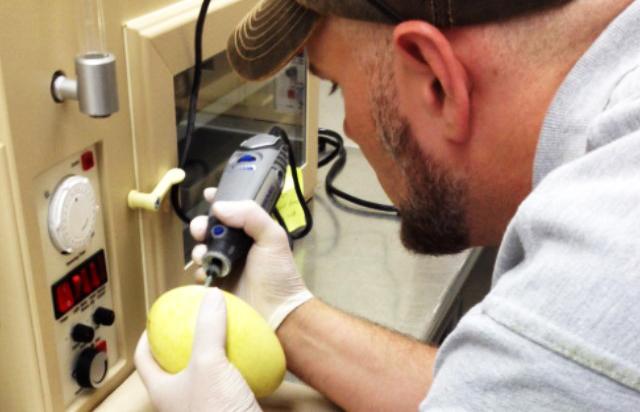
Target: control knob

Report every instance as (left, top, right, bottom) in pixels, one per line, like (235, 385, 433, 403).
(93, 307, 115, 326)
(74, 347, 108, 388)
(71, 324, 95, 343)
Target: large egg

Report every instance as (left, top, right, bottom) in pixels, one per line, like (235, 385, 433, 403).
(146, 285, 286, 398)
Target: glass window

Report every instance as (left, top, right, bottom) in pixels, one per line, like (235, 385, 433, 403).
(174, 51, 308, 263)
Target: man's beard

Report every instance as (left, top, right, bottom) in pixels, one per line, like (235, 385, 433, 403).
(396, 134, 470, 255)
(370, 64, 470, 255)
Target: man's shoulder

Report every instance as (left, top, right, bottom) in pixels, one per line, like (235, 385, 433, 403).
(421, 305, 640, 411)
(485, 127, 640, 400)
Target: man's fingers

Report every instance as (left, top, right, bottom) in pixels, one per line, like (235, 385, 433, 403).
(189, 188, 216, 242)
(191, 288, 227, 357)
(135, 332, 171, 388)
(194, 267, 207, 284)
(190, 216, 209, 241)
(213, 201, 286, 246)
(191, 244, 207, 265)
(203, 187, 217, 202)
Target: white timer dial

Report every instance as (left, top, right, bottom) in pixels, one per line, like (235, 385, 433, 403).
(48, 175, 98, 254)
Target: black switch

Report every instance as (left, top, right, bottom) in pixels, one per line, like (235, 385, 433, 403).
(71, 324, 95, 343)
(93, 307, 115, 326)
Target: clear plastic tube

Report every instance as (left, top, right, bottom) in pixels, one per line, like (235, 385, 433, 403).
(77, 0, 107, 56)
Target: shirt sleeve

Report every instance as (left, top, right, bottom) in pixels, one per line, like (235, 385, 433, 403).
(420, 305, 640, 411)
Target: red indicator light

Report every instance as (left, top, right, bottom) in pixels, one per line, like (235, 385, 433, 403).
(95, 340, 108, 353)
(81, 151, 94, 171)
(55, 283, 74, 314)
(89, 262, 101, 288)
(71, 274, 82, 299)
(80, 269, 92, 294)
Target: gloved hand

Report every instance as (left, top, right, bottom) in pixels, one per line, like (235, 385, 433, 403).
(135, 287, 261, 412)
(190, 188, 313, 330)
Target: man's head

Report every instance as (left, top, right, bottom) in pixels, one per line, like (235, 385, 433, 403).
(228, 0, 631, 254)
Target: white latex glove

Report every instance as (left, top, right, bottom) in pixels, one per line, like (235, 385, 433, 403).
(135, 287, 261, 412)
(190, 188, 313, 330)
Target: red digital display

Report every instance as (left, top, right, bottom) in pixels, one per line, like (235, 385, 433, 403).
(51, 250, 108, 319)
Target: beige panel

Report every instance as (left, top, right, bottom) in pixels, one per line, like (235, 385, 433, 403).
(148, 0, 250, 75)
(0, 0, 319, 409)
(0, 0, 182, 410)
(124, 11, 190, 303)
(0, 132, 47, 410)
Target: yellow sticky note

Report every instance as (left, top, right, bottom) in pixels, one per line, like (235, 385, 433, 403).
(275, 167, 306, 233)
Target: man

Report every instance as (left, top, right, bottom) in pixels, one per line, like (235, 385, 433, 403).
(135, 0, 640, 410)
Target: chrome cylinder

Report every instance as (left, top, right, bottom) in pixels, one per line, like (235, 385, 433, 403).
(75, 53, 118, 118)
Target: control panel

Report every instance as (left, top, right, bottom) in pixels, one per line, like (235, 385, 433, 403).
(33, 147, 119, 407)
(274, 53, 307, 114)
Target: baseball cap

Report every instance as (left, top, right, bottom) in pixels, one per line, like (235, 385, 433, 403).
(227, 0, 572, 80)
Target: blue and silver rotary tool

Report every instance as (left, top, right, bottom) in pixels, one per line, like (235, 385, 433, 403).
(202, 133, 288, 283)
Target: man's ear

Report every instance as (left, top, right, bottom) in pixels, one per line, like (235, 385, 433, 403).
(393, 22, 471, 143)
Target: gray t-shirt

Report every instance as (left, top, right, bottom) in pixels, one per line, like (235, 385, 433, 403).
(421, 2, 640, 410)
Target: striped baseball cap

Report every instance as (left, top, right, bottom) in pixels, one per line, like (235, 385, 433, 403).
(227, 0, 572, 80)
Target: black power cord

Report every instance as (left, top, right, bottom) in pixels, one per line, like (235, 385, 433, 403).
(268, 126, 314, 239)
(319, 128, 399, 215)
(171, 0, 211, 224)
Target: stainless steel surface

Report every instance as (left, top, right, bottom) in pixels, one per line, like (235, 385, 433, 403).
(424, 247, 494, 343)
(295, 146, 476, 340)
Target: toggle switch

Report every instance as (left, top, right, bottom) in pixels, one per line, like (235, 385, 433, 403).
(55, 282, 75, 315)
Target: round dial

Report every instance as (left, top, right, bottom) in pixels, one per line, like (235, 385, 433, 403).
(48, 175, 97, 254)
(74, 347, 108, 389)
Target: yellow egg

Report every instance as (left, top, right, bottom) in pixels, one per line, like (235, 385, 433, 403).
(146, 285, 286, 398)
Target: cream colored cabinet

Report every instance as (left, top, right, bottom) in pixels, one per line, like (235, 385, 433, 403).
(0, 0, 318, 410)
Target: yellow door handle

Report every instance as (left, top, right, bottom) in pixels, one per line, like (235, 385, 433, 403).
(128, 168, 186, 211)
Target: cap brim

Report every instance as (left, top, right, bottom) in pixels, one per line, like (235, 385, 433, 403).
(227, 0, 320, 81)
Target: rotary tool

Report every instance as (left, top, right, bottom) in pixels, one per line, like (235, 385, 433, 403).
(202, 133, 288, 283)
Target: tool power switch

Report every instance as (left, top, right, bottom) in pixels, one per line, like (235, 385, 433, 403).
(238, 154, 257, 163)
(93, 307, 115, 326)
